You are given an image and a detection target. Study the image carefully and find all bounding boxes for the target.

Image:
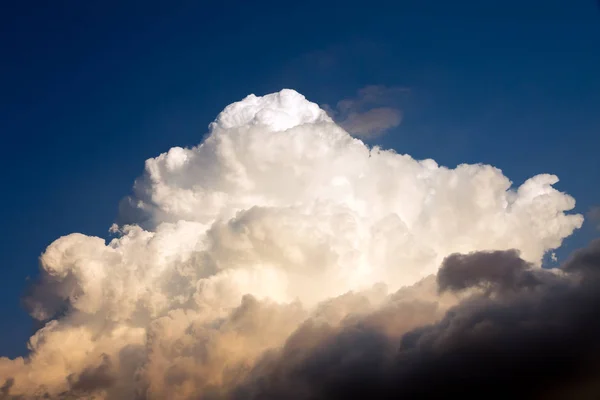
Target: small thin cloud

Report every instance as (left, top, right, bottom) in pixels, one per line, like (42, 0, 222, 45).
(324, 85, 409, 139)
(587, 206, 600, 230)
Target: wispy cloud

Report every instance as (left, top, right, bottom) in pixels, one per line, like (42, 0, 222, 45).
(587, 206, 600, 230)
(324, 85, 409, 139)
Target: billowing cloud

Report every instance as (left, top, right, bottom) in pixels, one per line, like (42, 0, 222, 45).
(323, 85, 407, 139)
(230, 240, 600, 399)
(0, 89, 584, 399)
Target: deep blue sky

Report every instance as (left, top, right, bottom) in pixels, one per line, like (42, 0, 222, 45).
(1, 0, 599, 357)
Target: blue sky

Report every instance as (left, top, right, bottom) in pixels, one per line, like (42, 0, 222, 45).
(0, 0, 599, 357)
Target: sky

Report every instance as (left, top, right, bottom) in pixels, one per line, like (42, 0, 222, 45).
(0, 1, 599, 396)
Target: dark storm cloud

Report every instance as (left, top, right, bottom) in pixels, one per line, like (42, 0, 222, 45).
(227, 240, 600, 400)
(437, 249, 548, 293)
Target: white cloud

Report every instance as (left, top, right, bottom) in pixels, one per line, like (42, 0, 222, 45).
(0, 89, 583, 399)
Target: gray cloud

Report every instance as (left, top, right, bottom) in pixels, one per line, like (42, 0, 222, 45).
(67, 354, 115, 394)
(226, 239, 600, 400)
(437, 249, 549, 294)
(324, 85, 408, 139)
(587, 206, 600, 230)
(0, 379, 14, 400)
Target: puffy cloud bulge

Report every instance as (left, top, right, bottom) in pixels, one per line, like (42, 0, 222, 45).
(0, 90, 583, 399)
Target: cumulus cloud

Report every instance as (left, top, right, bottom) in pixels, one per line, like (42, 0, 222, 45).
(0, 89, 585, 399)
(230, 240, 600, 399)
(323, 85, 407, 139)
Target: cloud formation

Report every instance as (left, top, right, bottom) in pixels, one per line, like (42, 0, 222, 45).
(0, 89, 584, 399)
(230, 240, 600, 399)
(588, 206, 600, 230)
(323, 85, 407, 139)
